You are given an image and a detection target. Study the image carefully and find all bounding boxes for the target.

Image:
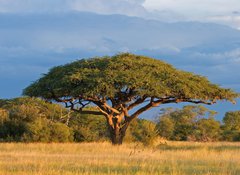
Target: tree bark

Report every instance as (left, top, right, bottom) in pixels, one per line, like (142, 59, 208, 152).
(107, 116, 129, 145)
(109, 127, 128, 145)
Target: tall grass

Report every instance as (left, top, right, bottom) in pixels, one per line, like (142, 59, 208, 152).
(0, 141, 239, 175)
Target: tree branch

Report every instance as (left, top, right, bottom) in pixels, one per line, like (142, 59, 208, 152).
(96, 106, 109, 117)
(103, 102, 120, 114)
(161, 98, 213, 105)
(127, 96, 147, 110)
(128, 99, 162, 122)
(72, 109, 104, 116)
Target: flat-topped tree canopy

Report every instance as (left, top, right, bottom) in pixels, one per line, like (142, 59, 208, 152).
(23, 53, 239, 144)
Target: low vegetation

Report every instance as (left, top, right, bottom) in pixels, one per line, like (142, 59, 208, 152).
(0, 142, 240, 175)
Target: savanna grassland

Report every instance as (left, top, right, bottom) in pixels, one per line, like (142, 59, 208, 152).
(0, 142, 240, 175)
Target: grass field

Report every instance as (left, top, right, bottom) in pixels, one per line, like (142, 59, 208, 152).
(0, 141, 240, 175)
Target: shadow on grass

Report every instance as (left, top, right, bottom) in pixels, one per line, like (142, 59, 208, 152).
(156, 143, 240, 151)
(209, 145, 240, 151)
(156, 144, 202, 151)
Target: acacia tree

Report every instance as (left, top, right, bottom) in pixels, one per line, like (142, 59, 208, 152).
(23, 53, 239, 144)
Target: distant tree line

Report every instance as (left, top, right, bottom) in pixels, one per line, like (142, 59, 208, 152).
(157, 106, 240, 142)
(0, 97, 239, 144)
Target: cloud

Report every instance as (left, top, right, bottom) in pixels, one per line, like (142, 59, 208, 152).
(0, 0, 148, 17)
(207, 15, 240, 30)
(1, 0, 240, 30)
(143, 0, 240, 16)
(71, 0, 148, 17)
(190, 48, 240, 64)
(143, 0, 240, 29)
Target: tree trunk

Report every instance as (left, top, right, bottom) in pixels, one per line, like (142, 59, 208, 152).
(110, 128, 122, 145)
(109, 127, 128, 145)
(107, 117, 129, 145)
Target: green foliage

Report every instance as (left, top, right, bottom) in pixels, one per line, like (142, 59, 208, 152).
(0, 97, 162, 144)
(22, 118, 51, 142)
(222, 111, 240, 141)
(0, 97, 69, 122)
(0, 108, 8, 124)
(223, 111, 240, 130)
(22, 53, 239, 145)
(1, 97, 240, 143)
(0, 97, 73, 142)
(130, 119, 158, 145)
(156, 116, 174, 140)
(50, 122, 73, 142)
(69, 113, 108, 142)
(24, 53, 238, 105)
(194, 118, 221, 141)
(156, 105, 220, 141)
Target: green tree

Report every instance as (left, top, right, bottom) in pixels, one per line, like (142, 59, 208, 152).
(157, 105, 219, 141)
(156, 116, 174, 139)
(23, 53, 239, 145)
(222, 111, 240, 141)
(195, 118, 221, 141)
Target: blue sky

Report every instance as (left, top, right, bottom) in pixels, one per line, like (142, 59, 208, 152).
(0, 0, 239, 119)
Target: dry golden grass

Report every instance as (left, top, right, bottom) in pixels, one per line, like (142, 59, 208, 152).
(0, 141, 240, 175)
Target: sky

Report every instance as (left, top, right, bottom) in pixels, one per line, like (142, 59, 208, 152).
(0, 0, 240, 28)
(0, 0, 239, 119)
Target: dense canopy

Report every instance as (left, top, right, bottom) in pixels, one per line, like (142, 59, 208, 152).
(24, 53, 238, 104)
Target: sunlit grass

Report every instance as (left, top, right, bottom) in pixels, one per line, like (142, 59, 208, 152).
(0, 141, 240, 175)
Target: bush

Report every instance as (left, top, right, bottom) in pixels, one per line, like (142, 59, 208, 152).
(130, 119, 158, 146)
(0, 97, 73, 142)
(69, 112, 108, 142)
(50, 122, 73, 142)
(156, 116, 174, 140)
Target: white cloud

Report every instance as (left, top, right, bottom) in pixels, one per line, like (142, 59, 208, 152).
(192, 48, 240, 63)
(143, 0, 240, 16)
(207, 15, 240, 30)
(143, 0, 240, 28)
